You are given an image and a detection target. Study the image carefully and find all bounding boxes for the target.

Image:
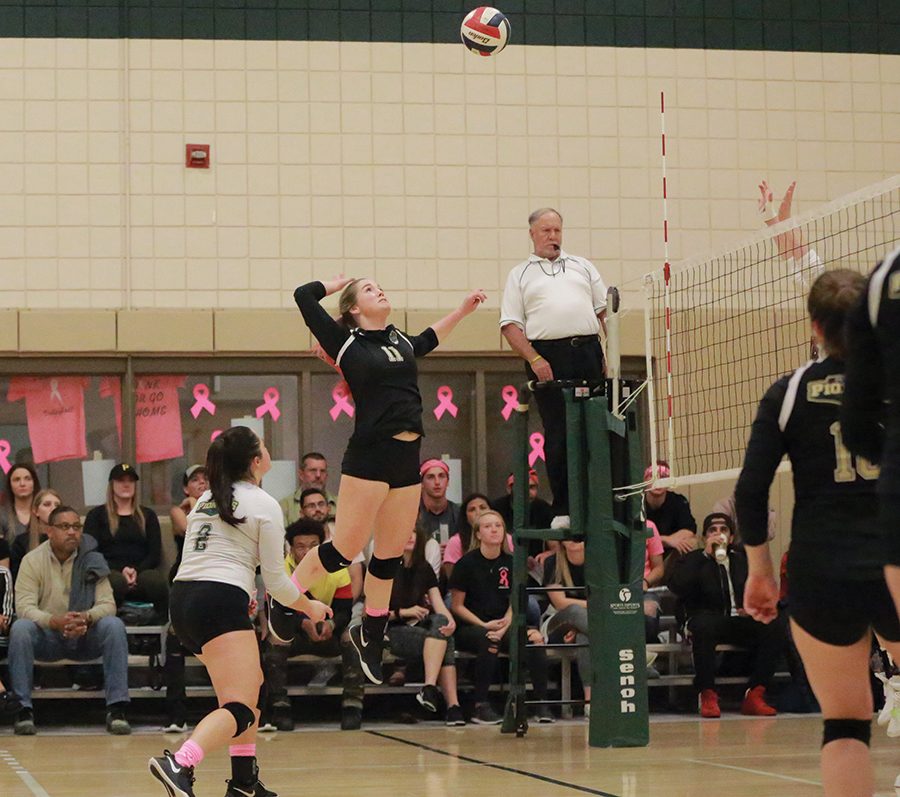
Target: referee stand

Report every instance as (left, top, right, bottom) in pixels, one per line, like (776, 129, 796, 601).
(502, 376, 650, 748)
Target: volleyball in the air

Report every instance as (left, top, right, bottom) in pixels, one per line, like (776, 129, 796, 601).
(460, 7, 511, 56)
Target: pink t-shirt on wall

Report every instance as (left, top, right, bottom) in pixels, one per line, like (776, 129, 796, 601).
(100, 375, 186, 463)
(644, 519, 664, 579)
(7, 376, 89, 463)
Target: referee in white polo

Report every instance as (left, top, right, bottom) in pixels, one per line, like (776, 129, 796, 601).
(500, 208, 607, 522)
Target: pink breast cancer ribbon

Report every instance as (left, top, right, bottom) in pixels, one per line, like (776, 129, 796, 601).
(498, 567, 510, 588)
(0, 439, 10, 474)
(210, 430, 223, 442)
(190, 383, 217, 419)
(528, 432, 545, 467)
(329, 382, 355, 421)
(255, 387, 281, 422)
(433, 386, 458, 421)
(500, 384, 518, 421)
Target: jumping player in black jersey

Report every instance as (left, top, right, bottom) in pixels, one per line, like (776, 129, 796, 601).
(735, 269, 900, 797)
(842, 244, 900, 620)
(289, 277, 485, 683)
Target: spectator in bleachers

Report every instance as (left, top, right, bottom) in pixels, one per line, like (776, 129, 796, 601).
(83, 463, 168, 619)
(441, 492, 492, 582)
(643, 461, 697, 556)
(450, 509, 553, 725)
(643, 519, 665, 644)
(418, 459, 460, 548)
(1, 463, 41, 541)
(541, 538, 592, 713)
(668, 512, 788, 719)
(161, 466, 208, 734)
(712, 491, 776, 548)
(492, 469, 555, 538)
(388, 523, 464, 725)
(9, 505, 130, 735)
(280, 452, 337, 525)
(10, 489, 60, 581)
(168, 464, 208, 581)
(264, 518, 363, 732)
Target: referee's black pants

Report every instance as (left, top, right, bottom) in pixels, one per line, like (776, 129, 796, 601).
(526, 336, 604, 515)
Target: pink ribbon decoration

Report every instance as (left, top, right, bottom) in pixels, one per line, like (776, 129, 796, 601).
(210, 429, 223, 442)
(255, 387, 281, 422)
(0, 440, 11, 474)
(329, 382, 355, 421)
(500, 384, 518, 421)
(433, 386, 458, 421)
(498, 567, 510, 588)
(190, 383, 217, 419)
(528, 432, 546, 467)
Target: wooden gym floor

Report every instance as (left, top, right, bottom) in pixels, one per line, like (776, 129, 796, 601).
(0, 714, 898, 797)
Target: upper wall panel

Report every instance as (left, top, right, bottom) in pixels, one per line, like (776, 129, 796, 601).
(0, 1, 897, 55)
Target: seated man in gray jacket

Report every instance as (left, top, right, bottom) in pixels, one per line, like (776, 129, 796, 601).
(8, 505, 130, 735)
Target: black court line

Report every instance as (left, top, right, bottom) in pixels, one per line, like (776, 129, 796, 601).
(366, 730, 621, 797)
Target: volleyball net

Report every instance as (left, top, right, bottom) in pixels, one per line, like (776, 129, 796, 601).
(643, 175, 900, 486)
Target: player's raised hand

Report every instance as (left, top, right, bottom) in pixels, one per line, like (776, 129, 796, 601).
(322, 275, 354, 296)
(758, 180, 773, 218)
(459, 289, 487, 315)
(776, 181, 797, 223)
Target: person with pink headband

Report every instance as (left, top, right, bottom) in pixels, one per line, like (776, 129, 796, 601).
(418, 459, 460, 555)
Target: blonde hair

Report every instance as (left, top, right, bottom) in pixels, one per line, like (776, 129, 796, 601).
(338, 278, 367, 328)
(471, 510, 513, 554)
(553, 546, 576, 588)
(105, 480, 144, 535)
(28, 488, 61, 553)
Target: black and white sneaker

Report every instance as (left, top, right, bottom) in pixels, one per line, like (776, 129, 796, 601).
(416, 684, 441, 713)
(149, 750, 196, 797)
(445, 704, 466, 726)
(225, 778, 277, 797)
(266, 595, 296, 645)
(348, 623, 384, 685)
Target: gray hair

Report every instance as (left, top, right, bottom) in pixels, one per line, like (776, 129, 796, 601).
(528, 207, 563, 227)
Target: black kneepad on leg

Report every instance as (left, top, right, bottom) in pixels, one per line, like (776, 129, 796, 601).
(368, 555, 402, 580)
(223, 702, 256, 737)
(822, 718, 871, 747)
(318, 541, 353, 573)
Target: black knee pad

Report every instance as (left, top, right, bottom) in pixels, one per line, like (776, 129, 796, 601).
(368, 554, 402, 580)
(222, 701, 256, 737)
(822, 718, 871, 747)
(318, 541, 353, 573)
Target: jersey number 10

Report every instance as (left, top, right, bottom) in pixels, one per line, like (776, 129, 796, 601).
(829, 421, 880, 483)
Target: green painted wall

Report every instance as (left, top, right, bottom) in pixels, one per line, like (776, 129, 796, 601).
(0, 1, 897, 55)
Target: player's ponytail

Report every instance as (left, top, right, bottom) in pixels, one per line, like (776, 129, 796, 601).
(807, 269, 866, 361)
(206, 426, 261, 527)
(337, 278, 365, 328)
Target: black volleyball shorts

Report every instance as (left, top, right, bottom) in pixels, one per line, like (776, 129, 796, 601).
(341, 435, 422, 489)
(170, 580, 254, 655)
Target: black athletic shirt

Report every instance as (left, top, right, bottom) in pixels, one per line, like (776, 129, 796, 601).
(735, 356, 881, 580)
(842, 246, 900, 498)
(449, 549, 512, 623)
(294, 282, 439, 445)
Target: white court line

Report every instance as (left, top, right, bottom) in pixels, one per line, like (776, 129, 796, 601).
(0, 750, 52, 797)
(684, 757, 821, 788)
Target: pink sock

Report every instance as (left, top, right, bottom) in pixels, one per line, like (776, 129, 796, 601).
(290, 570, 307, 593)
(229, 744, 256, 757)
(174, 739, 204, 768)
(365, 607, 389, 617)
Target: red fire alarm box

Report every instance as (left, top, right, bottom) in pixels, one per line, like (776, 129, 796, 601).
(185, 144, 210, 168)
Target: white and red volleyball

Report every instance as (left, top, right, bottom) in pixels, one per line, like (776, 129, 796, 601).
(460, 7, 511, 56)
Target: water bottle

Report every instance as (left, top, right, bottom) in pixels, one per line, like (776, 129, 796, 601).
(714, 542, 728, 564)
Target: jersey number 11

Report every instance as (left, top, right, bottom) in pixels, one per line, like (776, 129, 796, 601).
(829, 421, 880, 483)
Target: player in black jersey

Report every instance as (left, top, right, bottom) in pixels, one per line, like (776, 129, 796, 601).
(735, 269, 900, 797)
(290, 277, 485, 683)
(842, 244, 900, 620)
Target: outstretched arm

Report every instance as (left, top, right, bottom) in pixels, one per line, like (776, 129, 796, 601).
(430, 289, 487, 342)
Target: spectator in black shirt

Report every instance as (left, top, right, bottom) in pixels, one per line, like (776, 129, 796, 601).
(492, 469, 555, 562)
(1, 464, 41, 542)
(83, 463, 167, 617)
(291, 277, 484, 686)
(387, 524, 463, 725)
(643, 461, 697, 555)
(450, 510, 552, 725)
(669, 513, 788, 719)
(740, 268, 900, 796)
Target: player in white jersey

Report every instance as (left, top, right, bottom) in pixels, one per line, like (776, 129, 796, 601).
(149, 426, 330, 797)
